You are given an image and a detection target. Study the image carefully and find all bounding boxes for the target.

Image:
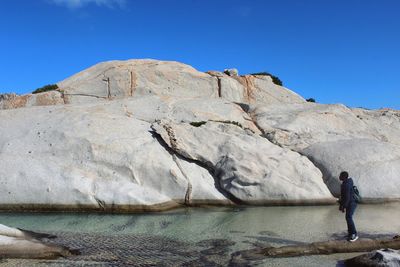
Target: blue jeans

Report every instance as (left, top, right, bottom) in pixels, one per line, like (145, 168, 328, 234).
(345, 202, 357, 236)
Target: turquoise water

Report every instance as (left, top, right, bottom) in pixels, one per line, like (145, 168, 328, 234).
(1, 204, 399, 266)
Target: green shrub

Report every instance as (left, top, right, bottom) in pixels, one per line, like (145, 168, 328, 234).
(32, 84, 59, 94)
(250, 72, 283, 86)
(190, 121, 207, 127)
(306, 98, 316, 103)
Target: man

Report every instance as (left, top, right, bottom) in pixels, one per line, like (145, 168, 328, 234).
(339, 171, 358, 242)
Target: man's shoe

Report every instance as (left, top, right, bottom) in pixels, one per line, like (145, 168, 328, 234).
(348, 234, 359, 242)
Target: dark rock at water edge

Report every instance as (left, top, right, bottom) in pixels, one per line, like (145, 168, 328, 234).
(345, 248, 400, 267)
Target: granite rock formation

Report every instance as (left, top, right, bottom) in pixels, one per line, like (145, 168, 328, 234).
(0, 59, 398, 211)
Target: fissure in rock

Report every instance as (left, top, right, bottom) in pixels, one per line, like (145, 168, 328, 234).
(63, 93, 108, 99)
(217, 77, 222, 97)
(102, 76, 111, 99)
(150, 127, 243, 205)
(172, 154, 193, 205)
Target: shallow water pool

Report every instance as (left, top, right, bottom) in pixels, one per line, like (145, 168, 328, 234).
(1, 203, 399, 266)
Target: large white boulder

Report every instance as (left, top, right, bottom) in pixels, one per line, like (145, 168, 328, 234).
(0, 100, 229, 211)
(58, 59, 305, 106)
(0, 59, 398, 210)
(250, 102, 400, 149)
(1, 59, 306, 109)
(302, 138, 400, 199)
(58, 59, 219, 104)
(0, 95, 336, 210)
(251, 103, 400, 200)
(152, 120, 334, 204)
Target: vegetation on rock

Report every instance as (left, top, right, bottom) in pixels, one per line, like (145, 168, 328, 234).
(212, 120, 243, 129)
(250, 72, 283, 86)
(32, 84, 59, 94)
(190, 121, 207, 127)
(306, 98, 316, 103)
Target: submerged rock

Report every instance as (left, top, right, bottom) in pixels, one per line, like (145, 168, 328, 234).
(0, 224, 76, 259)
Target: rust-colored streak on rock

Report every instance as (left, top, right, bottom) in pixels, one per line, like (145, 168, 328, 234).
(35, 92, 64, 106)
(130, 70, 137, 97)
(243, 75, 256, 102)
(4, 95, 30, 109)
(232, 75, 255, 103)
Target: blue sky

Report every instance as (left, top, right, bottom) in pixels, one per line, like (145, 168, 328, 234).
(1, 0, 399, 109)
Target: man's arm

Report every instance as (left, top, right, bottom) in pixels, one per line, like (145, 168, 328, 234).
(339, 184, 345, 211)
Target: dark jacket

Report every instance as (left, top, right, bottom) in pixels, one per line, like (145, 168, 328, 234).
(340, 178, 355, 209)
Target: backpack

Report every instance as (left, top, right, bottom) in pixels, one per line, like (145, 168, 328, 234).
(353, 186, 362, 203)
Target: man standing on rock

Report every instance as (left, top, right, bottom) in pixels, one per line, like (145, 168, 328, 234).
(339, 171, 358, 242)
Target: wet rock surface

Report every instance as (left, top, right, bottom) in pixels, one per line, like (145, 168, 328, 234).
(345, 248, 400, 267)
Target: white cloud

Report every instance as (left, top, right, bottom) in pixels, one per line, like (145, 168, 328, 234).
(49, 0, 126, 9)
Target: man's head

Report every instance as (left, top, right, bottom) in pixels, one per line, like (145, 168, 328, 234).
(339, 171, 349, 181)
